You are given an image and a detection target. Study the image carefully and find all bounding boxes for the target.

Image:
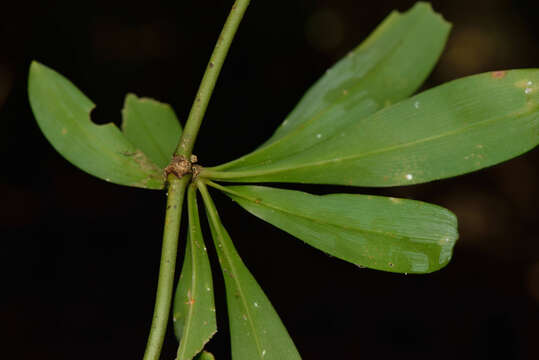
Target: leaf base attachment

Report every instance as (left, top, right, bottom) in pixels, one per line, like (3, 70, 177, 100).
(165, 155, 199, 179)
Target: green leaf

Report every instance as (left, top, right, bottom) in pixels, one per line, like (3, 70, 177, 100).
(198, 183, 301, 360)
(121, 93, 182, 168)
(204, 69, 539, 186)
(173, 185, 217, 360)
(212, 2, 450, 171)
(211, 183, 458, 274)
(28, 61, 165, 189)
(195, 351, 215, 360)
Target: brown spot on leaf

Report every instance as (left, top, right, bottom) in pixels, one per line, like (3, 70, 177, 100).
(123, 150, 161, 173)
(185, 290, 195, 306)
(491, 71, 506, 79)
(185, 298, 195, 306)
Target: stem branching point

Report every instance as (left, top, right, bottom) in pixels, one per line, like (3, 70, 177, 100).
(164, 154, 199, 179)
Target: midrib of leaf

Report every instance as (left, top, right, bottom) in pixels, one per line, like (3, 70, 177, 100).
(211, 15, 419, 172)
(219, 229, 264, 358)
(177, 234, 198, 359)
(207, 181, 434, 242)
(210, 109, 534, 180)
(179, 187, 217, 360)
(198, 182, 265, 359)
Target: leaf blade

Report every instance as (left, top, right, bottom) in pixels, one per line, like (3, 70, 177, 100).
(206, 69, 539, 186)
(173, 185, 217, 360)
(213, 2, 450, 171)
(121, 93, 182, 168)
(195, 351, 216, 360)
(213, 183, 458, 274)
(28, 61, 164, 189)
(198, 183, 301, 360)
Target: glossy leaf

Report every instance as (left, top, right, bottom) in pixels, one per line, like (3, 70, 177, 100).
(212, 2, 450, 171)
(122, 93, 182, 168)
(198, 183, 301, 360)
(205, 70, 539, 186)
(173, 185, 216, 360)
(212, 183, 458, 274)
(28, 61, 164, 189)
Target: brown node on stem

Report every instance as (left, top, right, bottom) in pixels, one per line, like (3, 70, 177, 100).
(164, 154, 199, 179)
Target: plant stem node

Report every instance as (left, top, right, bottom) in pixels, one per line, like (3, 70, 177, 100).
(165, 155, 199, 179)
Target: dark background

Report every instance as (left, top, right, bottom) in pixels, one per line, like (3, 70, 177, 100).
(1, 0, 538, 359)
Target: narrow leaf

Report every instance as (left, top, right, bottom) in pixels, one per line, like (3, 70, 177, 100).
(206, 70, 539, 186)
(122, 93, 182, 168)
(173, 185, 217, 360)
(212, 183, 458, 274)
(212, 2, 450, 171)
(198, 183, 301, 360)
(28, 61, 164, 189)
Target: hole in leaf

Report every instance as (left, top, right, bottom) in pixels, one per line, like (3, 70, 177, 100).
(89, 104, 122, 127)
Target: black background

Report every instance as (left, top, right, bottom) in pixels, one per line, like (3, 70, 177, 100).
(1, 0, 538, 359)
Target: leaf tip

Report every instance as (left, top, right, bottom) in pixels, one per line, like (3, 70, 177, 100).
(28, 61, 45, 87)
(29, 60, 46, 73)
(123, 92, 139, 107)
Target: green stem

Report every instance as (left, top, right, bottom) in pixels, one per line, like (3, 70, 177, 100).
(143, 2, 251, 359)
(176, 0, 251, 157)
(143, 175, 190, 360)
